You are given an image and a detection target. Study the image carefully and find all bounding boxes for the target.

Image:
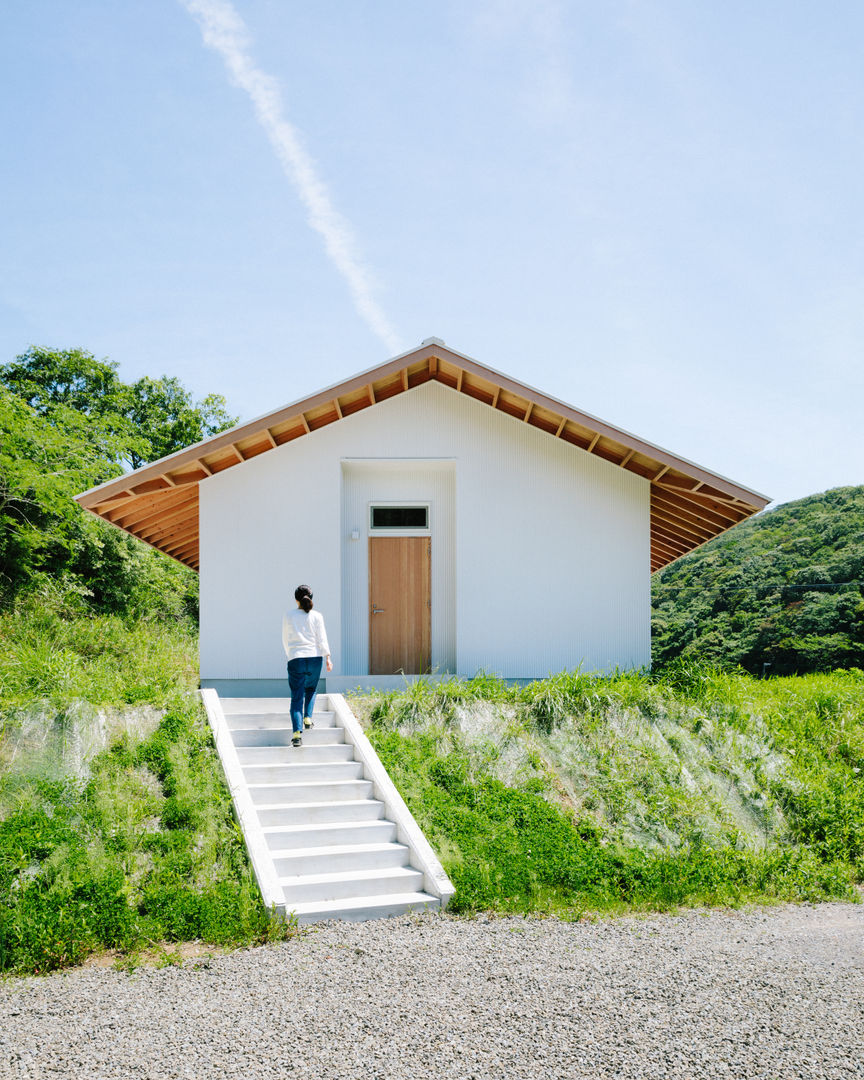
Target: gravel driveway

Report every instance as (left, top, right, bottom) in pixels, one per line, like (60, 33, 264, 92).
(1, 902, 862, 1079)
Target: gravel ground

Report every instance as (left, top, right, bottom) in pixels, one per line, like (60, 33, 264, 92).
(1, 902, 862, 1080)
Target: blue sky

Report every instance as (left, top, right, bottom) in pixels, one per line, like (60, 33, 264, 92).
(2, 1, 862, 507)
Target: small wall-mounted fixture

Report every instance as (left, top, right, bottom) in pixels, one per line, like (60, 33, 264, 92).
(350, 529, 360, 541)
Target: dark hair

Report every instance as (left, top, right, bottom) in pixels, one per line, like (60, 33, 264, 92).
(295, 584, 313, 613)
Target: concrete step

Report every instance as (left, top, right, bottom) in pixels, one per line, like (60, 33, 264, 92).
(243, 760, 364, 785)
(280, 866, 424, 904)
(221, 697, 333, 716)
(257, 799, 385, 827)
(265, 819, 396, 851)
(236, 744, 354, 765)
(272, 841, 409, 876)
(205, 692, 452, 925)
(226, 710, 337, 730)
(231, 726, 345, 747)
(287, 891, 441, 924)
(248, 779, 373, 805)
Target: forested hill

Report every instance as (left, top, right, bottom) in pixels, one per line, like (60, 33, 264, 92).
(651, 486, 864, 674)
(0, 347, 236, 617)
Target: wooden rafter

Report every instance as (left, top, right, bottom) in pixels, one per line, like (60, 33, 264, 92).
(75, 340, 768, 572)
(146, 521, 197, 551)
(656, 481, 748, 510)
(126, 503, 197, 543)
(94, 491, 140, 515)
(111, 481, 195, 520)
(652, 489, 737, 534)
(167, 533, 198, 555)
(652, 550, 682, 572)
(122, 477, 173, 498)
(119, 494, 197, 535)
(655, 484, 744, 525)
(98, 489, 135, 508)
(155, 516, 197, 545)
(159, 474, 200, 492)
(651, 517, 693, 548)
(651, 507, 723, 548)
(109, 487, 195, 529)
(651, 535, 685, 560)
(163, 520, 197, 545)
(651, 505, 714, 545)
(652, 523, 694, 554)
(164, 537, 199, 560)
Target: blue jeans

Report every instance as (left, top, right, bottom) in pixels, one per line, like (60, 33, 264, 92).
(287, 656, 323, 733)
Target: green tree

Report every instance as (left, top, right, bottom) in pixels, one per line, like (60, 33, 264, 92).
(0, 346, 237, 471)
(126, 375, 235, 469)
(0, 347, 235, 616)
(0, 386, 120, 597)
(0, 347, 128, 417)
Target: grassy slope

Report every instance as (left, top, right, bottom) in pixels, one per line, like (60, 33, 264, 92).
(0, 600, 291, 975)
(352, 667, 864, 915)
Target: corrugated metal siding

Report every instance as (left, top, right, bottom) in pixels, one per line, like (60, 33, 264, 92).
(199, 380, 649, 681)
(341, 461, 456, 675)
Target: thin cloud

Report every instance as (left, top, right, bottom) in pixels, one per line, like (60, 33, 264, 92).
(180, 0, 402, 353)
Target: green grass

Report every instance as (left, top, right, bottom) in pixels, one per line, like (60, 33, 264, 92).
(0, 698, 294, 975)
(352, 664, 864, 915)
(0, 591, 198, 712)
(0, 603, 293, 976)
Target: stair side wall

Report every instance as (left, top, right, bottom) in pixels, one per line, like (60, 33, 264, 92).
(199, 688, 285, 912)
(329, 694, 455, 908)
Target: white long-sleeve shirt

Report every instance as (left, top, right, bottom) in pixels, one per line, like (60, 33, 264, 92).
(282, 609, 331, 661)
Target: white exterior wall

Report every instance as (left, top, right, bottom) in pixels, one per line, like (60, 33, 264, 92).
(199, 380, 650, 683)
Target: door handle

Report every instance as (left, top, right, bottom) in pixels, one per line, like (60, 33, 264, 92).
(371, 605, 385, 614)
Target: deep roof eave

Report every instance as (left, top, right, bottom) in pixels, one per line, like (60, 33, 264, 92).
(75, 341, 770, 512)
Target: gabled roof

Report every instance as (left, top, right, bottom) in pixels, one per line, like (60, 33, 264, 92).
(76, 339, 770, 573)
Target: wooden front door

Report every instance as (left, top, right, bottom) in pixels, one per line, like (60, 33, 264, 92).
(369, 536, 431, 674)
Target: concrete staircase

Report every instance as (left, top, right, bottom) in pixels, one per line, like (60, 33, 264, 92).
(201, 691, 454, 923)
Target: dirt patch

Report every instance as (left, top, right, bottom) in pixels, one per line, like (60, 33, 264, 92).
(81, 940, 232, 971)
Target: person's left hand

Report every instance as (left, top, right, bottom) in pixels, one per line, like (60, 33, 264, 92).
(326, 657, 333, 672)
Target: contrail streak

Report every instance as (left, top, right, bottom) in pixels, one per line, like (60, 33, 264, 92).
(180, 0, 402, 353)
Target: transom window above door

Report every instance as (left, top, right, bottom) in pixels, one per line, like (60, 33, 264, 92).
(369, 505, 429, 532)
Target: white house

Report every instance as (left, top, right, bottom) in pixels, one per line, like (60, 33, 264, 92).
(77, 340, 768, 693)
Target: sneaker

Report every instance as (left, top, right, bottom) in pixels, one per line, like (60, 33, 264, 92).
(303, 716, 314, 729)
(291, 733, 302, 748)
